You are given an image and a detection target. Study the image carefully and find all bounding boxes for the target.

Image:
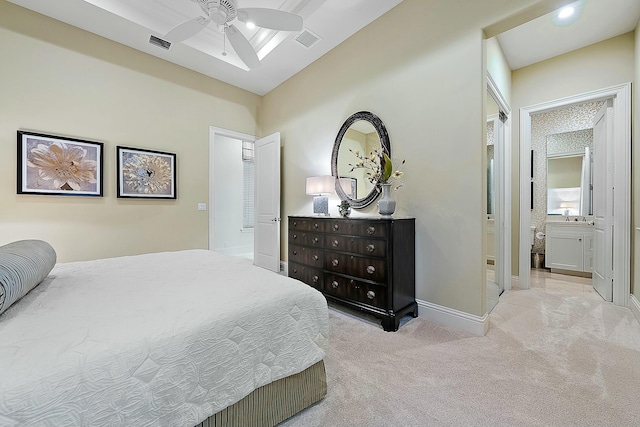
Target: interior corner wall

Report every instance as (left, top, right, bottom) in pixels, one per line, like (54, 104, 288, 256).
(510, 32, 635, 277)
(0, 2, 262, 262)
(486, 37, 512, 105)
(633, 22, 640, 300)
(261, 0, 546, 318)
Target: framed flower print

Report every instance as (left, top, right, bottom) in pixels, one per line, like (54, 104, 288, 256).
(17, 131, 103, 197)
(116, 146, 176, 199)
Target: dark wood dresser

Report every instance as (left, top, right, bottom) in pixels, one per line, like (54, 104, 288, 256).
(288, 216, 417, 331)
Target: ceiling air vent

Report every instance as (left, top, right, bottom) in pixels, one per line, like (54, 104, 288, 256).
(149, 35, 171, 50)
(294, 28, 320, 49)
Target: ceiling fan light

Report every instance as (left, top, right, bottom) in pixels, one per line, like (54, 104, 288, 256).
(246, 21, 256, 29)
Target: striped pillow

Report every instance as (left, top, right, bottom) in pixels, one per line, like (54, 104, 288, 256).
(0, 240, 56, 316)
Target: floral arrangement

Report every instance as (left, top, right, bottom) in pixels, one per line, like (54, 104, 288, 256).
(348, 148, 405, 190)
(28, 142, 97, 191)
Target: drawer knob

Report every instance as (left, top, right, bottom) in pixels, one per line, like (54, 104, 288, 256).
(367, 290, 375, 299)
(293, 222, 297, 227)
(293, 234, 297, 239)
(312, 275, 319, 283)
(366, 265, 376, 274)
(293, 250, 297, 255)
(367, 226, 375, 235)
(313, 237, 319, 243)
(293, 269, 298, 274)
(332, 259, 339, 267)
(332, 240, 339, 247)
(333, 224, 339, 231)
(367, 244, 375, 252)
(313, 223, 319, 229)
(331, 281, 339, 288)
(313, 255, 319, 261)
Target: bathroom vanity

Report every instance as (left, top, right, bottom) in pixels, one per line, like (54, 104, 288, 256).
(545, 221, 594, 275)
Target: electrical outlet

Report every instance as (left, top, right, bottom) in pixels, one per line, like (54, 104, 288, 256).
(197, 203, 207, 211)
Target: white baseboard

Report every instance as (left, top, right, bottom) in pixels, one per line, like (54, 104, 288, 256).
(416, 299, 488, 336)
(283, 261, 488, 335)
(630, 294, 640, 324)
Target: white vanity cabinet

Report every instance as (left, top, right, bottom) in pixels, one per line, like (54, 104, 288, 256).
(545, 222, 593, 274)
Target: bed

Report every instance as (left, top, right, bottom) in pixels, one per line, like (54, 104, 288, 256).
(0, 243, 328, 427)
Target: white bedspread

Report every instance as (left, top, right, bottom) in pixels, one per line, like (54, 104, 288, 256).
(0, 250, 328, 427)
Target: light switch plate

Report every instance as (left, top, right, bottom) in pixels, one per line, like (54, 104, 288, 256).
(197, 203, 207, 211)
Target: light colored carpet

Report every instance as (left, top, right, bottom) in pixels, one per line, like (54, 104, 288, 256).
(280, 271, 640, 426)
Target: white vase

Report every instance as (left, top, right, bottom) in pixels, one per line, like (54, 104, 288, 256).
(377, 183, 396, 217)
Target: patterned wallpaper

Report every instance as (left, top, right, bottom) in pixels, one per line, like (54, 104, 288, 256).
(530, 100, 605, 254)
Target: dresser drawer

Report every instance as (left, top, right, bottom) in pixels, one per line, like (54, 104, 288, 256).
(289, 218, 326, 232)
(325, 251, 386, 282)
(326, 220, 387, 238)
(324, 274, 386, 309)
(289, 231, 325, 248)
(289, 244, 324, 268)
(289, 262, 324, 291)
(325, 235, 385, 257)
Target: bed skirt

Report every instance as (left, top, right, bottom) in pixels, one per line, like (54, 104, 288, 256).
(196, 360, 327, 427)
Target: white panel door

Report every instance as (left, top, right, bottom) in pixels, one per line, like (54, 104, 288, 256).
(254, 132, 281, 272)
(592, 103, 614, 301)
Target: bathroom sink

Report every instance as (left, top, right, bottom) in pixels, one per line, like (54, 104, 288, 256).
(546, 220, 594, 226)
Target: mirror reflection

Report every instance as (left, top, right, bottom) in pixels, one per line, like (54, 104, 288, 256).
(331, 111, 390, 209)
(546, 129, 593, 216)
(336, 120, 381, 200)
(486, 92, 499, 217)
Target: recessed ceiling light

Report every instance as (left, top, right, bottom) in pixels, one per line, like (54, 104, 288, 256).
(557, 6, 575, 19)
(552, 1, 582, 26)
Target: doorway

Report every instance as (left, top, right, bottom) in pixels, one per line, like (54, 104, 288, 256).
(209, 128, 257, 260)
(486, 74, 512, 314)
(518, 83, 631, 307)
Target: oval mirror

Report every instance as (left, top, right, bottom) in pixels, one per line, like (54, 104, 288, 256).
(331, 111, 391, 209)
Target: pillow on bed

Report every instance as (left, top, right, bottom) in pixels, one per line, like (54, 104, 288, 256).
(0, 240, 56, 316)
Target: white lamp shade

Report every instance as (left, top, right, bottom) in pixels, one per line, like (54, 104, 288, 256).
(306, 175, 335, 195)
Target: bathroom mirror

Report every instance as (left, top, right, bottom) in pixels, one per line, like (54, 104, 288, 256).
(546, 129, 593, 216)
(331, 111, 390, 209)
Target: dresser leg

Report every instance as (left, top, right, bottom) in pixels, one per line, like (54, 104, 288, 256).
(381, 315, 399, 332)
(411, 303, 419, 318)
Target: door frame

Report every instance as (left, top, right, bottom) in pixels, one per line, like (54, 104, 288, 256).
(208, 126, 257, 252)
(487, 73, 512, 293)
(518, 83, 631, 308)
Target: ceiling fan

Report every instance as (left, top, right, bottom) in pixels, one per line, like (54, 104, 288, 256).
(165, 0, 304, 69)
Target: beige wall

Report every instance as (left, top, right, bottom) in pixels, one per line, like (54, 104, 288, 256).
(0, 2, 262, 262)
(511, 33, 635, 276)
(486, 37, 512, 105)
(263, 0, 547, 317)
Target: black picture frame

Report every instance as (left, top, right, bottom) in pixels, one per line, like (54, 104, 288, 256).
(531, 149, 534, 178)
(117, 146, 177, 199)
(531, 181, 534, 210)
(338, 176, 357, 199)
(17, 130, 104, 197)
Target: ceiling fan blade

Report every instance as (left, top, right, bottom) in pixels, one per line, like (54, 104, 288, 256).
(224, 24, 260, 69)
(237, 8, 303, 31)
(165, 16, 210, 42)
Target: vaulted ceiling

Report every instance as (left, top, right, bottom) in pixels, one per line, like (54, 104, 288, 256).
(6, 0, 640, 95)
